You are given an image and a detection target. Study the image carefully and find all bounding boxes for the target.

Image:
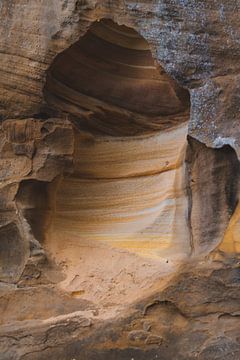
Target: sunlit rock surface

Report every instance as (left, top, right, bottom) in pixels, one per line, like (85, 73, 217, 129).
(0, 1, 240, 359)
(48, 124, 189, 257)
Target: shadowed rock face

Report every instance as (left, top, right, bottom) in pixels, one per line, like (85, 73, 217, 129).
(0, 2, 240, 360)
(46, 19, 187, 114)
(45, 18, 189, 135)
(186, 137, 240, 255)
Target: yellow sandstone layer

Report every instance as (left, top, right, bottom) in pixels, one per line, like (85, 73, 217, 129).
(219, 202, 240, 254)
(47, 123, 190, 259)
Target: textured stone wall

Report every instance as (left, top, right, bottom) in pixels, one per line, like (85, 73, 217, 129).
(0, 1, 240, 359)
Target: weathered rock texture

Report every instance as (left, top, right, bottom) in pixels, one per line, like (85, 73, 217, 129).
(0, 1, 240, 359)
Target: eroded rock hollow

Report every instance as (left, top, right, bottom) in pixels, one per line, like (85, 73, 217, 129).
(0, 2, 240, 360)
(44, 19, 190, 263)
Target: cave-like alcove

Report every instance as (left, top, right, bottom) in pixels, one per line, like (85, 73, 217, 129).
(45, 18, 189, 135)
(42, 20, 191, 302)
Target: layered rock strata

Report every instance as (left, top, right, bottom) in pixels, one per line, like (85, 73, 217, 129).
(45, 20, 190, 263)
(0, 1, 240, 359)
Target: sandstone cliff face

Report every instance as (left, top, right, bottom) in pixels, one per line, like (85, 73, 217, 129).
(0, 1, 240, 359)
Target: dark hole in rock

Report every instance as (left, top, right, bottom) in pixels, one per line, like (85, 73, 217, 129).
(16, 180, 52, 244)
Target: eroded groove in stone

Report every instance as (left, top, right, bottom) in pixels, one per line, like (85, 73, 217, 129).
(186, 137, 240, 255)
